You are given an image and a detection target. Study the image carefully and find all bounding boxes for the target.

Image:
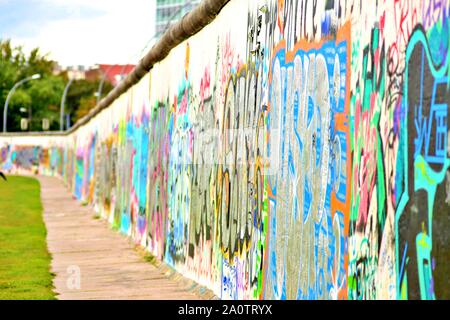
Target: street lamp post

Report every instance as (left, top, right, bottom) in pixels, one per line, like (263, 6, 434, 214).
(3, 74, 41, 132)
(96, 64, 116, 104)
(60, 78, 73, 131)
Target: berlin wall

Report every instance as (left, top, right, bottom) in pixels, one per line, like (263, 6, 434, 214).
(0, 0, 449, 300)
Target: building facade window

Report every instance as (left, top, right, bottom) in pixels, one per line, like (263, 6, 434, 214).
(155, 0, 201, 38)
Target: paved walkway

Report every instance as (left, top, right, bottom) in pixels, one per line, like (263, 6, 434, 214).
(38, 176, 200, 300)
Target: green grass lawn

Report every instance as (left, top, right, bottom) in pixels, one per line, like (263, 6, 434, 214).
(0, 175, 56, 300)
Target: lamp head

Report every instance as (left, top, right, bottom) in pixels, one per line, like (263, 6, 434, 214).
(31, 74, 41, 80)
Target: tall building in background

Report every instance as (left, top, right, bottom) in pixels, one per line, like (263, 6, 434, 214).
(156, 0, 201, 37)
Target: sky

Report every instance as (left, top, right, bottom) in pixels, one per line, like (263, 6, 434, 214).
(0, 0, 156, 67)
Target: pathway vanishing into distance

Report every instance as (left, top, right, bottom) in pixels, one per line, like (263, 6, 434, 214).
(38, 176, 201, 300)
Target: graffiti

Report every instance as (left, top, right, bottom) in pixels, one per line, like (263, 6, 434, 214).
(147, 102, 170, 259)
(422, 0, 450, 30)
(265, 21, 351, 300)
(187, 67, 216, 284)
(396, 25, 450, 300)
(165, 65, 192, 267)
(0, 0, 448, 301)
(349, 22, 390, 300)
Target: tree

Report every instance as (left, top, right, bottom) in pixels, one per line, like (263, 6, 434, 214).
(66, 79, 113, 124)
(0, 39, 115, 131)
(0, 39, 59, 132)
(75, 96, 97, 121)
(27, 75, 65, 131)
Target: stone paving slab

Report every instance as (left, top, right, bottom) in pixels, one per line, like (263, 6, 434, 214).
(37, 176, 205, 300)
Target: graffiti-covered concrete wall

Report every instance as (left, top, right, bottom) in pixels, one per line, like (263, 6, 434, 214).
(1, 0, 449, 300)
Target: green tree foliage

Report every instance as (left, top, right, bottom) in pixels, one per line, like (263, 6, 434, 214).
(0, 39, 114, 132)
(75, 95, 97, 122)
(66, 79, 113, 124)
(27, 76, 65, 131)
(1, 40, 60, 131)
